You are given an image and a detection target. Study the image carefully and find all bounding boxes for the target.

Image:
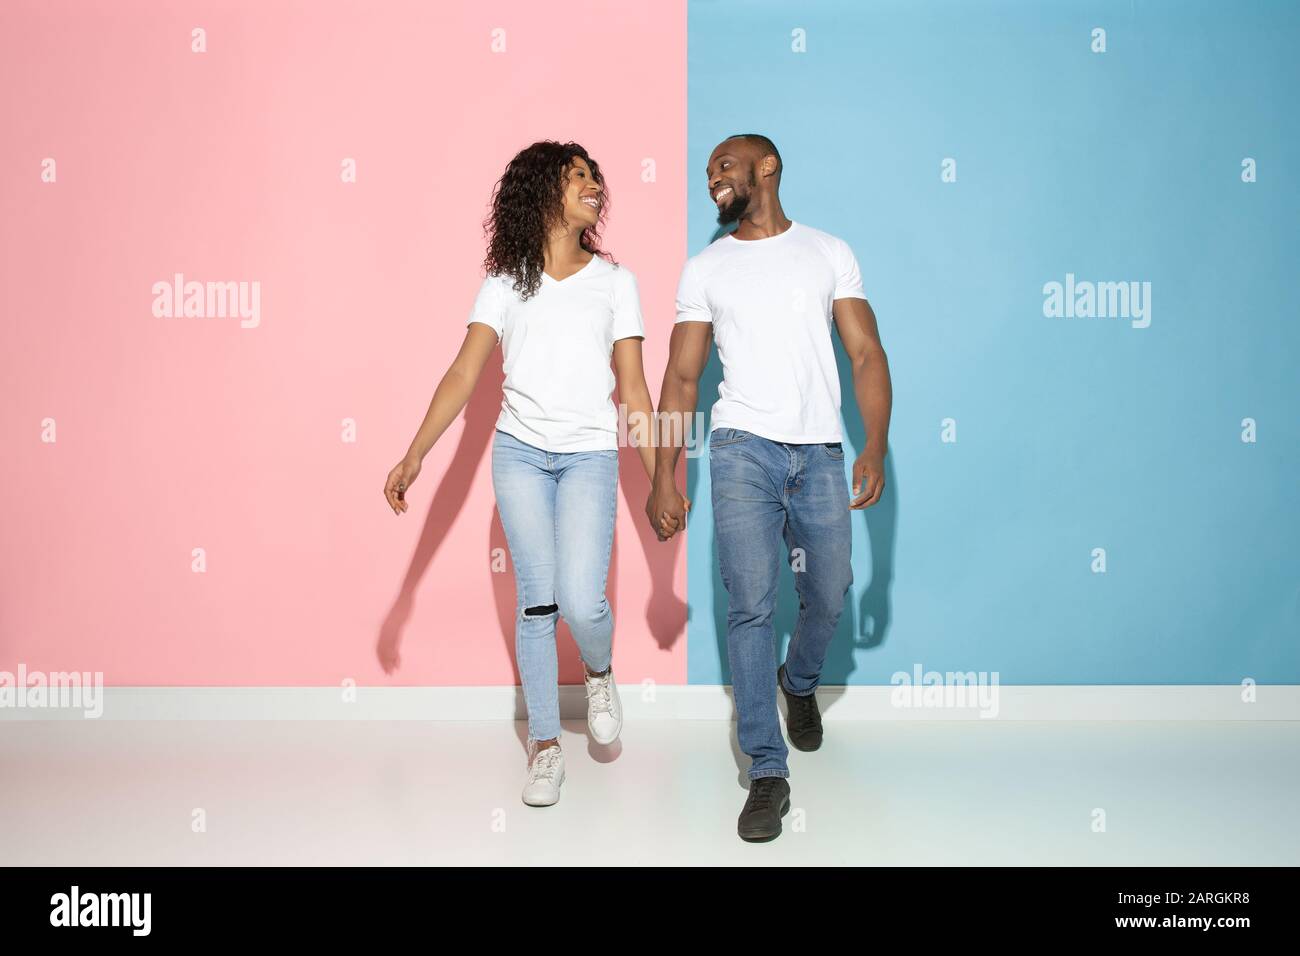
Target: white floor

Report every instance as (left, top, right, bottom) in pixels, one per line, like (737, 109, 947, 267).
(2, 719, 1297, 866)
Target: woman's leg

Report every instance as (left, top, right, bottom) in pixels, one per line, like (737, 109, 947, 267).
(491, 430, 561, 746)
(553, 448, 619, 673)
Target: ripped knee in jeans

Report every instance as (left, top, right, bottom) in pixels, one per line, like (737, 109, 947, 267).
(523, 603, 558, 618)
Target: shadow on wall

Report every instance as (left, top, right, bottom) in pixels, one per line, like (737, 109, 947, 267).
(375, 341, 688, 697)
(689, 225, 899, 695)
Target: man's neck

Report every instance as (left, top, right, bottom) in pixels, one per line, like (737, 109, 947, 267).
(732, 198, 792, 240)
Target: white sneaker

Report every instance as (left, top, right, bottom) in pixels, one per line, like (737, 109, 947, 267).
(521, 742, 564, 807)
(584, 667, 623, 745)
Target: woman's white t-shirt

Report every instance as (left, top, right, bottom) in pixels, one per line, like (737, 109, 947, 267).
(467, 254, 644, 452)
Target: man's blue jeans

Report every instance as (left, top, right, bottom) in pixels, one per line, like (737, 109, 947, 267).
(709, 427, 853, 779)
(491, 428, 618, 744)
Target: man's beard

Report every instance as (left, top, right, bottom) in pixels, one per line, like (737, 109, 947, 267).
(715, 170, 757, 226)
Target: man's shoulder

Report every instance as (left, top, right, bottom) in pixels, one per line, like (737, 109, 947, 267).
(794, 221, 850, 251)
(680, 233, 734, 282)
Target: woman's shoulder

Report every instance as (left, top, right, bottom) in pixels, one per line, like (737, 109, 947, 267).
(596, 256, 638, 289)
(479, 270, 527, 305)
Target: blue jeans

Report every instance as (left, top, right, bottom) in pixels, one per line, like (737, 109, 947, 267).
(491, 428, 618, 743)
(709, 427, 853, 778)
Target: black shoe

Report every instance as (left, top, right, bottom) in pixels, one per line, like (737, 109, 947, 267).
(778, 663, 823, 751)
(737, 776, 791, 842)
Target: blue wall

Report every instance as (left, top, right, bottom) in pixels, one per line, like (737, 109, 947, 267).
(684, 0, 1300, 684)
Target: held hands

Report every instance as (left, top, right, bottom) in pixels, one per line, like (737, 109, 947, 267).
(646, 482, 691, 542)
(383, 455, 422, 515)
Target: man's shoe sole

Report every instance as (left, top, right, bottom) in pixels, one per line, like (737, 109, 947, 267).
(737, 796, 791, 842)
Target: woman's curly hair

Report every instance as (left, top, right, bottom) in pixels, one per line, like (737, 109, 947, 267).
(482, 140, 615, 301)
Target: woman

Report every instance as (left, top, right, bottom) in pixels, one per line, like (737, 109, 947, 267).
(383, 141, 672, 807)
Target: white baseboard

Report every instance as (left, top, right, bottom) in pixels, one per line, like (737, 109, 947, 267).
(1, 684, 1296, 721)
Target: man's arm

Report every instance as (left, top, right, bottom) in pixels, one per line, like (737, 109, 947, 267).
(832, 296, 892, 509)
(647, 321, 713, 539)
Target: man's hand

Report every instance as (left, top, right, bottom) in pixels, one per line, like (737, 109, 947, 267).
(646, 481, 691, 541)
(850, 449, 885, 509)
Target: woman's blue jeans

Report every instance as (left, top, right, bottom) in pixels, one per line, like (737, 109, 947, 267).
(491, 428, 618, 744)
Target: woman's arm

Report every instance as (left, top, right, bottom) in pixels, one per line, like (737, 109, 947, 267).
(406, 323, 499, 460)
(612, 337, 657, 481)
(384, 323, 498, 514)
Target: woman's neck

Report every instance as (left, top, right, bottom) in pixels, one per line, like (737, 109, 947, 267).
(543, 229, 591, 272)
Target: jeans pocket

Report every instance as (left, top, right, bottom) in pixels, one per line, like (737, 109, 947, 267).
(822, 441, 845, 460)
(710, 427, 751, 448)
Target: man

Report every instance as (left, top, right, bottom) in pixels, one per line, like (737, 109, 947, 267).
(647, 133, 892, 842)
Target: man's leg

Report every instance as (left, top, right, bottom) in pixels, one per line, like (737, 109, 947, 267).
(781, 441, 854, 697)
(709, 428, 790, 779)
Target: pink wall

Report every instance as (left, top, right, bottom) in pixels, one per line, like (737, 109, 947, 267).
(0, 1, 688, 686)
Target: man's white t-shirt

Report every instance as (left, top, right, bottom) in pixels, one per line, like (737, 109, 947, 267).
(467, 254, 644, 452)
(674, 220, 866, 444)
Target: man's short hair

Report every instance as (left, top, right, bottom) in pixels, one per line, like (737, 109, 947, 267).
(724, 133, 782, 177)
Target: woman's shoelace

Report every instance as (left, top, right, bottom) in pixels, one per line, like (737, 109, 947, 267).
(528, 747, 561, 781)
(585, 676, 613, 713)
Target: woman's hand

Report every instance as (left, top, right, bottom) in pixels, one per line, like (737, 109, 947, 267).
(647, 481, 691, 541)
(386, 324, 497, 516)
(383, 456, 422, 515)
